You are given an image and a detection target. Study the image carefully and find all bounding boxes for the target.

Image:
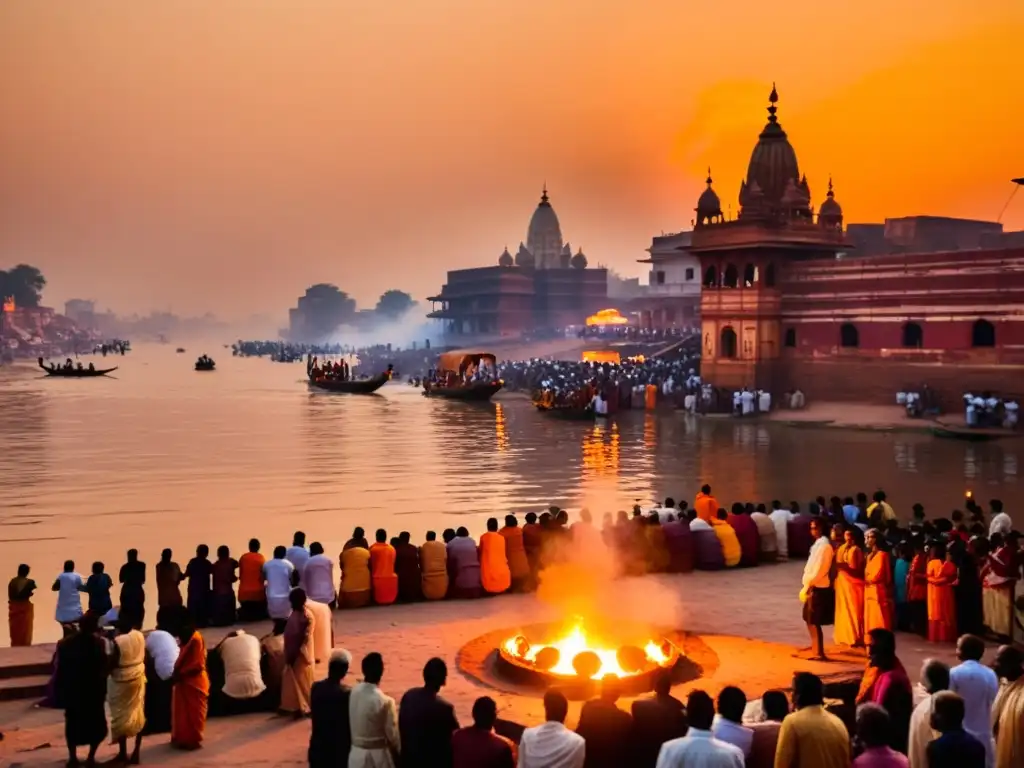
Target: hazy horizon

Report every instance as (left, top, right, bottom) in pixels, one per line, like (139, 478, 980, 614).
(1, 2, 1022, 322)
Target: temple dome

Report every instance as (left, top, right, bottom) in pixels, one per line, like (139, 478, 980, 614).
(818, 177, 843, 229)
(570, 248, 588, 269)
(740, 85, 803, 212)
(526, 186, 565, 269)
(695, 168, 723, 225)
(498, 247, 514, 267)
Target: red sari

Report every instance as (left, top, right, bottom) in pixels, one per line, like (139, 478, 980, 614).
(171, 631, 209, 749)
(926, 559, 958, 643)
(864, 550, 894, 633)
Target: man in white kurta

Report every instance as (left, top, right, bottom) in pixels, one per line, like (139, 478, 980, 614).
(908, 659, 949, 768)
(518, 690, 584, 768)
(263, 549, 296, 621)
(349, 652, 400, 768)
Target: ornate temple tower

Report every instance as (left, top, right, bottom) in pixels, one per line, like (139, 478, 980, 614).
(691, 85, 847, 391)
(526, 187, 565, 269)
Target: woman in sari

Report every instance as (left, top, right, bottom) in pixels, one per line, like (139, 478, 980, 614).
(984, 532, 1017, 638)
(56, 612, 109, 766)
(864, 529, 894, 633)
(108, 616, 147, 763)
(926, 542, 958, 643)
(171, 622, 209, 750)
(833, 527, 866, 648)
(8, 563, 37, 646)
(279, 588, 315, 717)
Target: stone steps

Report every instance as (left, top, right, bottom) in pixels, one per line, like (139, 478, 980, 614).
(0, 674, 49, 702)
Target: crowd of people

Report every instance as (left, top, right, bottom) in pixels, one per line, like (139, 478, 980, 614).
(6, 488, 1023, 767)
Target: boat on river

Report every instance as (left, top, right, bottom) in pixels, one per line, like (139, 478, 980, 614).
(194, 356, 216, 371)
(307, 354, 392, 394)
(534, 402, 598, 420)
(929, 422, 1017, 442)
(422, 351, 502, 402)
(38, 358, 117, 377)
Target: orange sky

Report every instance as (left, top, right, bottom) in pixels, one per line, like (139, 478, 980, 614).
(0, 1, 1021, 321)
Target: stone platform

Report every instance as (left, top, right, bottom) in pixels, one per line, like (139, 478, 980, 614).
(0, 561, 960, 767)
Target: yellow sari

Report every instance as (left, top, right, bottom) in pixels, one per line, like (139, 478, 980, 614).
(833, 543, 865, 647)
(108, 629, 147, 740)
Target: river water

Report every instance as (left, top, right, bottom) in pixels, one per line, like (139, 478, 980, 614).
(1, 345, 1022, 643)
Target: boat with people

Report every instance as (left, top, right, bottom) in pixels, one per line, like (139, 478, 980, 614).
(306, 353, 393, 394)
(38, 357, 117, 377)
(194, 355, 216, 371)
(422, 351, 503, 401)
(534, 402, 598, 420)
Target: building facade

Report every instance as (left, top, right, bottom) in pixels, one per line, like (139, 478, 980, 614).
(688, 85, 1024, 405)
(428, 188, 608, 337)
(633, 230, 702, 329)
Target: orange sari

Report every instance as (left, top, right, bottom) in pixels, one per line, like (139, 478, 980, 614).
(694, 493, 718, 524)
(834, 544, 865, 646)
(171, 632, 209, 749)
(8, 600, 33, 646)
(926, 559, 958, 643)
(369, 543, 398, 606)
(864, 550, 894, 633)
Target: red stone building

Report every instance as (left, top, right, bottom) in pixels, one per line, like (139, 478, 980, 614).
(690, 86, 1024, 405)
(428, 189, 608, 338)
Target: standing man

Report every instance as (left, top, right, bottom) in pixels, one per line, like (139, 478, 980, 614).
(799, 518, 835, 661)
(949, 634, 999, 766)
(308, 650, 353, 768)
(518, 690, 585, 768)
(349, 652, 400, 768)
(398, 657, 459, 766)
(8, 564, 37, 646)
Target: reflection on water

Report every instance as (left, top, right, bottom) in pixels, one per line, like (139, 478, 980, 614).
(0, 345, 1022, 643)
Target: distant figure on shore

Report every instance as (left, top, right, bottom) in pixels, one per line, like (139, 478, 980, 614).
(349, 652, 400, 768)
(339, 541, 371, 609)
(452, 696, 516, 768)
(237, 539, 268, 621)
(155, 548, 184, 611)
(419, 531, 448, 601)
(286, 531, 310, 576)
(8, 563, 37, 646)
(399, 657, 459, 767)
(394, 532, 422, 603)
(343, 526, 369, 551)
(119, 548, 147, 629)
(499, 515, 531, 591)
(210, 545, 238, 627)
(480, 518, 511, 595)
(85, 561, 113, 617)
(369, 529, 399, 606)
(56, 613, 109, 766)
(170, 620, 209, 750)
(309, 650, 353, 768)
(264, 546, 297, 620)
(53, 560, 85, 631)
(448, 527, 482, 599)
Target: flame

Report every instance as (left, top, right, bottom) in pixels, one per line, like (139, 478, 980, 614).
(503, 618, 670, 680)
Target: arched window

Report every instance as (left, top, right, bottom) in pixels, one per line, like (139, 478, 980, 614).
(840, 322, 859, 348)
(719, 326, 738, 358)
(784, 328, 797, 348)
(902, 322, 923, 348)
(743, 264, 756, 287)
(972, 319, 995, 348)
(764, 263, 776, 287)
(703, 266, 718, 288)
(722, 264, 738, 288)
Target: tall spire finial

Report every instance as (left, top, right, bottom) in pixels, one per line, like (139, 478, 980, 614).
(767, 82, 778, 124)
(541, 182, 549, 204)
(827, 176, 834, 198)
(706, 167, 713, 187)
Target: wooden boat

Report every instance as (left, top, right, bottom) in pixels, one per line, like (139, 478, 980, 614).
(534, 403, 597, 420)
(929, 423, 1016, 442)
(309, 371, 391, 394)
(423, 380, 503, 401)
(422, 350, 502, 402)
(194, 359, 216, 371)
(38, 358, 117, 377)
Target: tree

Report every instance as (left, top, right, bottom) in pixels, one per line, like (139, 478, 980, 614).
(299, 283, 357, 339)
(0, 264, 46, 307)
(375, 289, 416, 319)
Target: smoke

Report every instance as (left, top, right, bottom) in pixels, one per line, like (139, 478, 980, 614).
(533, 517, 685, 641)
(325, 308, 441, 350)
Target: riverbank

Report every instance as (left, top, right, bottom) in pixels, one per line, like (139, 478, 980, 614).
(0, 562, 961, 767)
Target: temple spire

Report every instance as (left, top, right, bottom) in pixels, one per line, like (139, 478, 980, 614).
(827, 176, 835, 198)
(767, 82, 778, 124)
(541, 182, 549, 204)
(706, 167, 713, 187)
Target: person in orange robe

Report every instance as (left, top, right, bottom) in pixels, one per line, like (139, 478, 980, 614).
(237, 538, 267, 622)
(479, 518, 512, 595)
(926, 541, 958, 643)
(170, 624, 209, 750)
(833, 527, 866, 647)
(906, 538, 929, 636)
(711, 511, 742, 567)
(368, 529, 398, 606)
(864, 529, 894, 633)
(694, 485, 718, 524)
(8, 564, 37, 647)
(499, 515, 531, 591)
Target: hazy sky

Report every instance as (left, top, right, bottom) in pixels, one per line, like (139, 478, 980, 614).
(1, 2, 1022, 321)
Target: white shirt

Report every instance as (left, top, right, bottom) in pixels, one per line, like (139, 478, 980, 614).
(656, 728, 744, 768)
(54, 571, 85, 622)
(802, 536, 834, 594)
(302, 554, 336, 604)
(518, 721, 585, 768)
(769, 509, 792, 557)
(989, 512, 1012, 537)
(907, 695, 938, 768)
(949, 659, 998, 765)
(711, 715, 754, 757)
(145, 629, 180, 681)
(219, 631, 266, 700)
(284, 545, 310, 575)
(263, 557, 296, 620)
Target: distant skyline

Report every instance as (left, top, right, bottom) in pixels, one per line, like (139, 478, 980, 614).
(1, 2, 1022, 320)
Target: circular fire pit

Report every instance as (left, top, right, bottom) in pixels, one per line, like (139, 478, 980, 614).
(461, 618, 704, 699)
